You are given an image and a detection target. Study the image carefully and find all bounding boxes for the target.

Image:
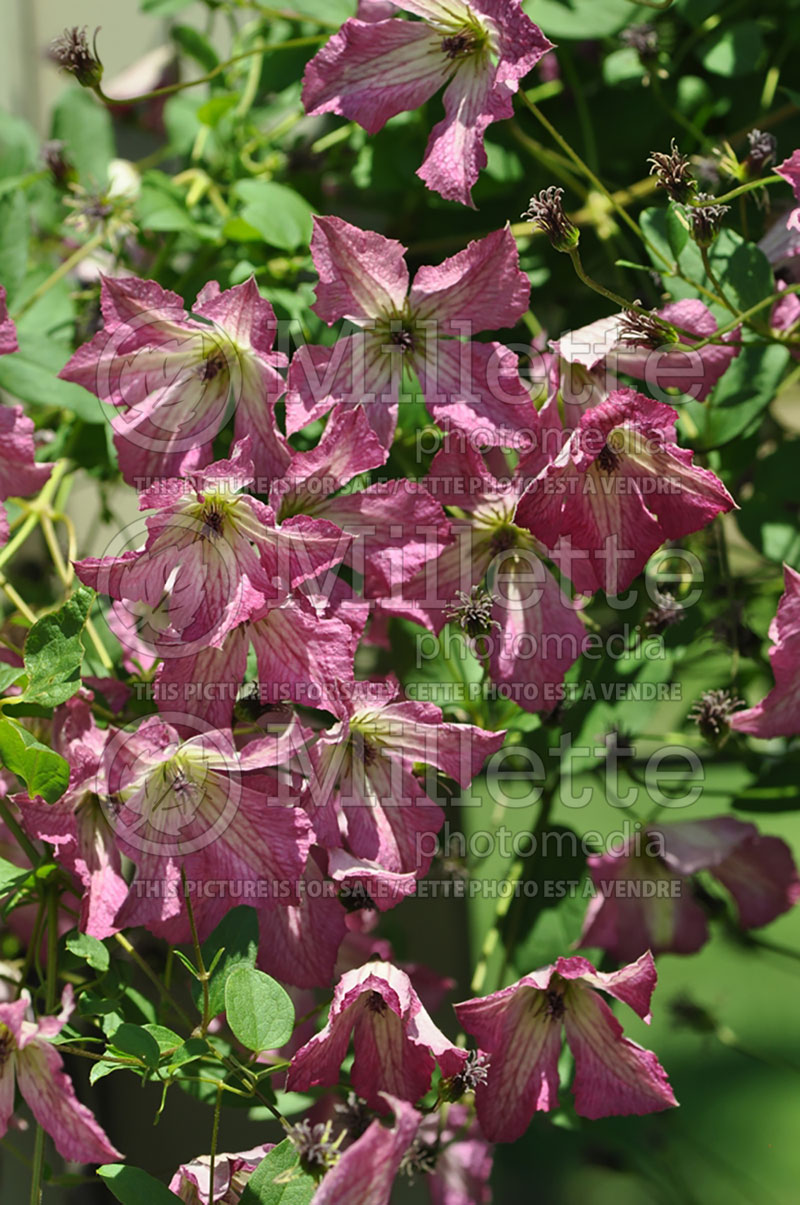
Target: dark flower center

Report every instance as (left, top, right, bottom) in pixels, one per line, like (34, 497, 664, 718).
(545, 989, 566, 1020)
(366, 991, 387, 1014)
(390, 328, 415, 353)
(441, 32, 476, 59)
(202, 353, 227, 381)
(596, 443, 621, 473)
(201, 505, 225, 537)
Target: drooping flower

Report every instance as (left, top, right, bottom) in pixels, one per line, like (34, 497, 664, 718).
(299, 678, 505, 876)
(0, 405, 53, 546)
(776, 149, 800, 233)
(455, 952, 676, 1142)
(15, 692, 127, 939)
(101, 715, 314, 941)
(287, 962, 465, 1111)
(580, 817, 800, 963)
(379, 439, 586, 711)
(60, 276, 290, 484)
(731, 565, 800, 737)
(554, 299, 740, 406)
(0, 988, 121, 1163)
(286, 218, 532, 448)
(515, 387, 736, 596)
(169, 1144, 273, 1204)
(74, 440, 350, 658)
(311, 1094, 421, 1205)
(302, 2, 552, 206)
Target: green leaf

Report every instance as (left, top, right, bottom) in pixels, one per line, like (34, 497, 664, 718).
(238, 1140, 316, 1205)
(0, 662, 24, 695)
(197, 95, 239, 128)
(0, 344, 108, 423)
(172, 25, 220, 73)
(97, 1164, 183, 1204)
(0, 718, 69, 803)
(20, 587, 94, 707)
(231, 181, 315, 251)
(224, 967, 294, 1053)
(90, 1059, 128, 1086)
(66, 931, 110, 973)
(51, 88, 114, 185)
(0, 192, 28, 303)
(681, 343, 790, 449)
(142, 1025, 182, 1054)
(168, 1036, 209, 1069)
(523, 0, 648, 38)
(602, 48, 643, 87)
(699, 21, 765, 77)
(286, 0, 355, 20)
(192, 905, 259, 1019)
(108, 1022, 162, 1070)
(666, 203, 691, 259)
(0, 855, 29, 896)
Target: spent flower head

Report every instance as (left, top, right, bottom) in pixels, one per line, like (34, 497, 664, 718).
(648, 139, 696, 203)
(690, 194, 730, 248)
(617, 305, 679, 349)
(523, 186, 580, 251)
(49, 26, 103, 90)
(690, 688, 744, 743)
(745, 129, 778, 177)
(446, 585, 500, 640)
(620, 23, 660, 64)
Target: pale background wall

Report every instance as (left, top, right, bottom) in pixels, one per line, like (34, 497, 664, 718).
(0, 0, 213, 132)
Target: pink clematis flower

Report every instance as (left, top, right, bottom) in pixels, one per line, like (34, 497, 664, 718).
(0, 987, 121, 1163)
(455, 951, 677, 1142)
(300, 678, 505, 876)
(74, 440, 350, 658)
(15, 693, 127, 939)
(60, 275, 290, 485)
(731, 565, 800, 737)
(286, 218, 532, 448)
(379, 438, 586, 711)
(170, 1144, 273, 1203)
(515, 387, 736, 596)
(303, 1, 552, 206)
(287, 962, 465, 1111)
(580, 816, 800, 963)
(776, 150, 800, 233)
(311, 1094, 421, 1205)
(102, 715, 314, 942)
(0, 285, 18, 355)
(0, 405, 53, 545)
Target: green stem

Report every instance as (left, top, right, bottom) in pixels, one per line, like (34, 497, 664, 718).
(693, 283, 800, 349)
(93, 38, 325, 108)
(209, 1085, 223, 1197)
(113, 933, 194, 1030)
(688, 174, 783, 207)
(12, 233, 105, 320)
(628, 0, 674, 8)
(568, 247, 641, 313)
(29, 886, 60, 1203)
(700, 246, 740, 319)
(0, 461, 71, 573)
(182, 869, 211, 1034)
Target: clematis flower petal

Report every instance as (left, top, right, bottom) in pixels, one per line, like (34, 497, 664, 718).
(731, 565, 800, 736)
(409, 227, 529, 334)
(776, 150, 800, 231)
(303, 19, 450, 136)
(308, 216, 410, 326)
